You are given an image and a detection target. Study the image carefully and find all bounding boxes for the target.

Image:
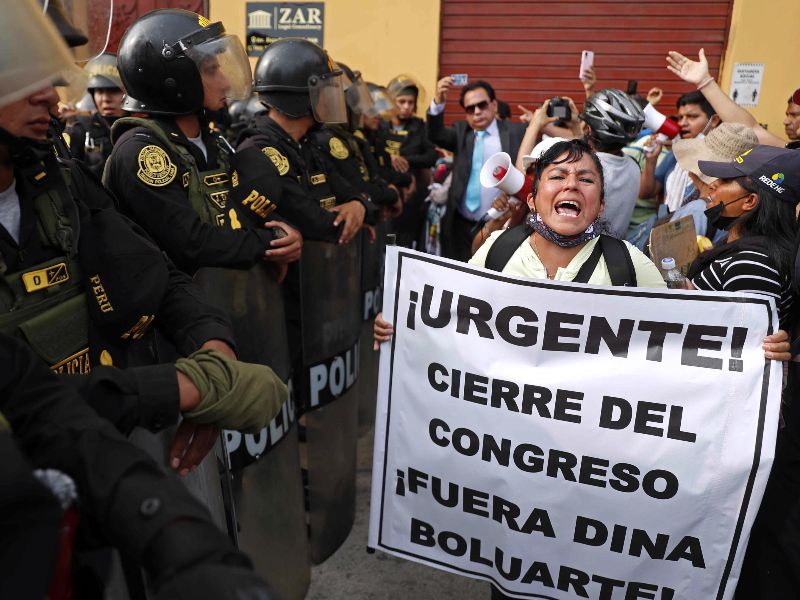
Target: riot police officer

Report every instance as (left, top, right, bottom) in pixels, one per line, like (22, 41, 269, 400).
(104, 9, 302, 275)
(382, 74, 438, 175)
(361, 82, 414, 195)
(0, 332, 274, 600)
(66, 53, 123, 177)
(0, 0, 250, 469)
(308, 63, 403, 218)
(236, 38, 376, 244)
(378, 74, 438, 246)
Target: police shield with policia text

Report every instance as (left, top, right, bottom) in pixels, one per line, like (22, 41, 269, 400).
(105, 10, 316, 596)
(235, 38, 374, 563)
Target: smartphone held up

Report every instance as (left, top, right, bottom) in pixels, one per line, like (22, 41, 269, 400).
(579, 50, 594, 80)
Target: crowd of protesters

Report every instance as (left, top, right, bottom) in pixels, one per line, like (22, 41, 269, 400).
(370, 48, 800, 600)
(4, 0, 800, 598)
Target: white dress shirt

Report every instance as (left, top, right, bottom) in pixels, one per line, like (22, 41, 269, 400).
(429, 101, 502, 219)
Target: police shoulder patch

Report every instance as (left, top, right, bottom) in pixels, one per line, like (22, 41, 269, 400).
(262, 146, 290, 176)
(329, 137, 349, 160)
(136, 145, 177, 187)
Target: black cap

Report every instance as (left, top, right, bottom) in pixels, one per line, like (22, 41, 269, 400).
(698, 145, 800, 204)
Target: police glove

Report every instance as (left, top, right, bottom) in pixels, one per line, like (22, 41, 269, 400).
(175, 349, 288, 433)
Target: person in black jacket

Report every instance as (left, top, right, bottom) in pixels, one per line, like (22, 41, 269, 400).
(66, 53, 124, 178)
(308, 63, 403, 219)
(380, 74, 438, 247)
(104, 9, 302, 276)
(427, 78, 527, 261)
(235, 38, 376, 245)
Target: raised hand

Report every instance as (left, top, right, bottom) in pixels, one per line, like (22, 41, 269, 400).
(666, 49, 711, 86)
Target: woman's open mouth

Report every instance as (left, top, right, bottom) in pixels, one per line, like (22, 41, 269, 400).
(555, 200, 581, 217)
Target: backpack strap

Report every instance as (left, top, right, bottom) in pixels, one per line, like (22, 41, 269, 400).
(571, 241, 605, 283)
(485, 229, 637, 287)
(484, 224, 532, 272)
(599, 235, 637, 287)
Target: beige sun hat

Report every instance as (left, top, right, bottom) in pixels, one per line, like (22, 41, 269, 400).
(672, 122, 759, 184)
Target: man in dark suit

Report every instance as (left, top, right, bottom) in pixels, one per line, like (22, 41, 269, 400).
(427, 78, 526, 261)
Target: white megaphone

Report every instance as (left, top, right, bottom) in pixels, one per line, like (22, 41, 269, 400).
(643, 103, 681, 139)
(479, 152, 532, 220)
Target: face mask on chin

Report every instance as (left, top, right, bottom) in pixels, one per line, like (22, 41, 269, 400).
(703, 195, 748, 231)
(527, 211, 600, 248)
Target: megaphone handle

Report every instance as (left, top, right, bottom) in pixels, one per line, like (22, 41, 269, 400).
(486, 207, 509, 220)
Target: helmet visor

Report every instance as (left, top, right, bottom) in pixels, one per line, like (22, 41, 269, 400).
(185, 34, 253, 105)
(345, 75, 374, 116)
(55, 64, 91, 106)
(309, 70, 347, 124)
(387, 74, 427, 108)
(0, 0, 82, 109)
(366, 88, 397, 120)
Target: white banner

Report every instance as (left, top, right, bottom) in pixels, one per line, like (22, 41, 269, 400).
(368, 247, 781, 599)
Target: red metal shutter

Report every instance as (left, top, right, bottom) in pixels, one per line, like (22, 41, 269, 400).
(87, 0, 208, 53)
(438, 0, 733, 124)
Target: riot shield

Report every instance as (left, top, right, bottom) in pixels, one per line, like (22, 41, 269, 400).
(195, 264, 311, 600)
(128, 426, 230, 532)
(295, 238, 362, 564)
(357, 222, 386, 433)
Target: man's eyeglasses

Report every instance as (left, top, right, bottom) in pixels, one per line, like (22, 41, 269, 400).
(464, 100, 489, 114)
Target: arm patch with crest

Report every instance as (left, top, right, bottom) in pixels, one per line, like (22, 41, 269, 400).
(136, 145, 177, 187)
(329, 137, 349, 159)
(261, 146, 290, 176)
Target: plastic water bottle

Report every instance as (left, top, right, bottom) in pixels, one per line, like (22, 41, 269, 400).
(661, 257, 687, 289)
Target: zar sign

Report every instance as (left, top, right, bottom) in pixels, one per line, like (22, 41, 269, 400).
(246, 2, 325, 57)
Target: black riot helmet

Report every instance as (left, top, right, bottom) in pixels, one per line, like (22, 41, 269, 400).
(253, 38, 347, 124)
(86, 53, 123, 92)
(117, 9, 252, 116)
(581, 88, 645, 148)
(228, 95, 266, 129)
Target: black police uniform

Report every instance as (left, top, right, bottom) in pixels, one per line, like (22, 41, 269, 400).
(374, 117, 437, 248)
(236, 115, 377, 241)
(308, 124, 400, 209)
(104, 117, 279, 275)
(359, 126, 413, 191)
(0, 333, 269, 600)
(374, 116, 437, 172)
(0, 143, 234, 434)
(67, 112, 117, 178)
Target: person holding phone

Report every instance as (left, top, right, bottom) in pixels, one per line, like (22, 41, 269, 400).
(427, 77, 527, 261)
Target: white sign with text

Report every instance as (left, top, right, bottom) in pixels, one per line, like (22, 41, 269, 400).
(368, 247, 780, 599)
